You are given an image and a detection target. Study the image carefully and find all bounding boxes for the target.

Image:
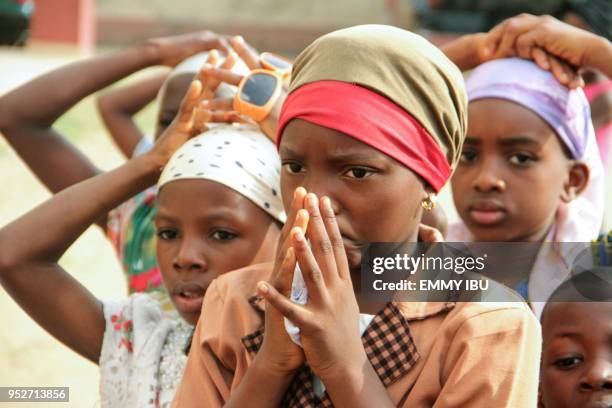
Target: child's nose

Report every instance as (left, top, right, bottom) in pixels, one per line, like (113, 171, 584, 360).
(472, 161, 506, 193)
(302, 174, 340, 214)
(580, 358, 612, 392)
(173, 239, 208, 272)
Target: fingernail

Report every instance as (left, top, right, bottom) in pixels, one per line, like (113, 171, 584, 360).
(560, 73, 568, 82)
(307, 194, 318, 208)
(233, 35, 245, 44)
(257, 281, 269, 293)
(293, 227, 304, 242)
(322, 197, 333, 214)
(295, 186, 306, 199)
(200, 100, 209, 106)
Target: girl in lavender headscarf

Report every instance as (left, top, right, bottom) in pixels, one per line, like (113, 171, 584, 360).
(449, 57, 605, 316)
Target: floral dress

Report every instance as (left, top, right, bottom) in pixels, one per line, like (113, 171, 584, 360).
(106, 137, 173, 311)
(99, 294, 193, 407)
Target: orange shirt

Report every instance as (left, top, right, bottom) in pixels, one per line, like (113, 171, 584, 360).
(173, 263, 541, 407)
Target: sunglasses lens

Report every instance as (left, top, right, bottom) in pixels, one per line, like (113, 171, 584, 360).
(261, 53, 292, 70)
(240, 73, 278, 106)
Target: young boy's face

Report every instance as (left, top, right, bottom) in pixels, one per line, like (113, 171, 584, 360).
(452, 98, 575, 242)
(540, 302, 612, 408)
(279, 119, 426, 271)
(155, 179, 280, 324)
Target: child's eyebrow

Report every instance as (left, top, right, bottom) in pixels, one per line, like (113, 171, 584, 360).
(154, 212, 176, 222)
(498, 136, 542, 147)
(326, 151, 382, 164)
(551, 330, 584, 340)
(278, 146, 302, 158)
(464, 137, 481, 145)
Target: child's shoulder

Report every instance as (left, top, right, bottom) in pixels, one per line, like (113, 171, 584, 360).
(208, 262, 274, 305)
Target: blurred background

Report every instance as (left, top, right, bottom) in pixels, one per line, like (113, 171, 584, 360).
(0, 0, 610, 406)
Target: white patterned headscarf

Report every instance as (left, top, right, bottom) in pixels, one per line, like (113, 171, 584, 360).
(158, 124, 286, 223)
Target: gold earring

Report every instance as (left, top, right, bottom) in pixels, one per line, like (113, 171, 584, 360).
(421, 193, 437, 211)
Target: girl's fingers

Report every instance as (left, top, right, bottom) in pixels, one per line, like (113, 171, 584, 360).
(208, 110, 247, 123)
(192, 108, 212, 133)
(201, 97, 234, 112)
(548, 55, 580, 88)
(202, 66, 244, 87)
(207, 51, 237, 93)
(291, 227, 328, 301)
(320, 196, 350, 280)
(198, 50, 220, 89)
(230, 35, 262, 70)
(257, 280, 308, 326)
(273, 247, 297, 297)
(272, 205, 308, 281)
(531, 47, 550, 70)
(304, 193, 338, 282)
(284, 188, 307, 237)
(174, 80, 203, 131)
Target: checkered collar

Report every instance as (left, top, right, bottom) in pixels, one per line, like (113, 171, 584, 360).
(241, 297, 454, 407)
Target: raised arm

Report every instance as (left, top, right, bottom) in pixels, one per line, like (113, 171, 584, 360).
(97, 71, 169, 158)
(0, 76, 208, 364)
(0, 31, 228, 229)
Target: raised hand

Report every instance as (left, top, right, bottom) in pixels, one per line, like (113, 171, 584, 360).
(145, 30, 230, 67)
(145, 53, 242, 168)
(195, 36, 288, 142)
(257, 193, 365, 382)
(482, 14, 605, 88)
(255, 187, 309, 375)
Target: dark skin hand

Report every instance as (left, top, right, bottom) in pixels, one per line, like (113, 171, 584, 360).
(483, 14, 612, 80)
(97, 71, 169, 158)
(0, 73, 209, 364)
(0, 30, 229, 230)
(195, 36, 288, 143)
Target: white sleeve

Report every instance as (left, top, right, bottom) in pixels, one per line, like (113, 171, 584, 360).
(132, 137, 154, 158)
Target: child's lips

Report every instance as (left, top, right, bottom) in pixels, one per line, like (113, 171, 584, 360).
(468, 201, 507, 226)
(172, 282, 206, 314)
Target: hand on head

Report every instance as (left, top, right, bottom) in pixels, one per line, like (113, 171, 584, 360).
(196, 36, 289, 142)
(480, 14, 607, 88)
(483, 14, 610, 88)
(145, 30, 231, 67)
(146, 51, 243, 168)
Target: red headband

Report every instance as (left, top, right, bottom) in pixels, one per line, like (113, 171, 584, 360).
(277, 81, 451, 192)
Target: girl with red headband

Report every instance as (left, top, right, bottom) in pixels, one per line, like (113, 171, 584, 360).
(173, 25, 540, 407)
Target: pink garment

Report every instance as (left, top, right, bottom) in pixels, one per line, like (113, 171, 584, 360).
(584, 79, 612, 166)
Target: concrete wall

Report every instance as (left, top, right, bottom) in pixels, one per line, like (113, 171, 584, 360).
(96, 0, 413, 54)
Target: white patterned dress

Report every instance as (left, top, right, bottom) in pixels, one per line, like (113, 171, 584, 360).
(99, 294, 193, 407)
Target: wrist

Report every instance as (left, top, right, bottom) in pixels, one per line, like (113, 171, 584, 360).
(132, 153, 164, 186)
(584, 35, 612, 72)
(252, 351, 298, 381)
(318, 347, 369, 387)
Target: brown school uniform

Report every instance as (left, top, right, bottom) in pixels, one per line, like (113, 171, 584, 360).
(172, 262, 541, 407)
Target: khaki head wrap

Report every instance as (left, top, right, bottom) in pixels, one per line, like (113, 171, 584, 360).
(288, 24, 468, 172)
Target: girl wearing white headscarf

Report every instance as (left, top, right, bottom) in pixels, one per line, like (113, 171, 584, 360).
(0, 58, 286, 407)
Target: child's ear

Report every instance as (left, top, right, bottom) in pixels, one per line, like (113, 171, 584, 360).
(560, 161, 589, 203)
